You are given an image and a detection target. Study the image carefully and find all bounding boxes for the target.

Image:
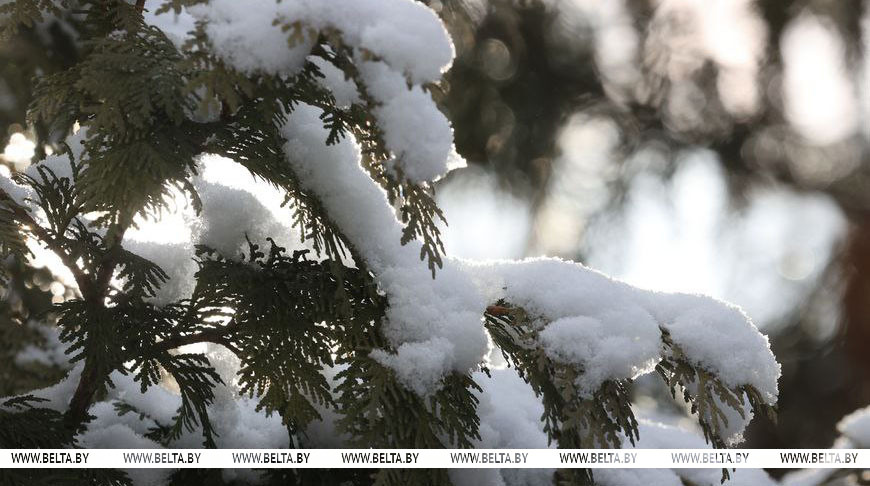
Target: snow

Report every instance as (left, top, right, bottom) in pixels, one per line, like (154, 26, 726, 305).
(837, 404, 870, 448)
(143, 8, 196, 48)
(188, 0, 312, 76)
(190, 0, 452, 82)
(120, 154, 300, 305)
(195, 179, 290, 258)
(279, 100, 779, 408)
(451, 384, 779, 486)
(122, 239, 197, 304)
(640, 291, 780, 404)
(107, 372, 180, 426)
(31, 363, 84, 411)
(24, 127, 85, 182)
(2, 0, 787, 470)
(0, 164, 32, 206)
(465, 258, 778, 404)
(281, 103, 488, 395)
(77, 423, 171, 486)
(14, 321, 71, 369)
(310, 56, 360, 109)
(357, 60, 458, 182)
(614, 420, 778, 486)
(450, 369, 553, 486)
(538, 313, 660, 396)
(189, 0, 457, 183)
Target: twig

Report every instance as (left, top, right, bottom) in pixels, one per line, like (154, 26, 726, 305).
(0, 187, 92, 298)
(148, 323, 242, 356)
(486, 305, 512, 316)
(65, 219, 130, 426)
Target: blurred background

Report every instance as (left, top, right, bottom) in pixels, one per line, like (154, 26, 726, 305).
(430, 0, 870, 462)
(1, 0, 869, 475)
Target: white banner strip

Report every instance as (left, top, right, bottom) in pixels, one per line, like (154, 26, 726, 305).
(0, 449, 866, 469)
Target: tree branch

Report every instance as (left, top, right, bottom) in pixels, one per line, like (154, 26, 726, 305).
(486, 305, 512, 317)
(149, 324, 242, 356)
(65, 219, 131, 426)
(0, 187, 93, 298)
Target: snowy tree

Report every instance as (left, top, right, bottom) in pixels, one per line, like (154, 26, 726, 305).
(0, 0, 780, 485)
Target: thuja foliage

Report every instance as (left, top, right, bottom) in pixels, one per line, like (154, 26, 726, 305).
(0, 1, 774, 485)
(484, 303, 775, 484)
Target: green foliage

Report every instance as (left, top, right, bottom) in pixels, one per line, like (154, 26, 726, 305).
(0, 193, 32, 284)
(657, 328, 776, 449)
(189, 239, 384, 439)
(0, 395, 71, 447)
(0, 395, 131, 486)
(485, 302, 637, 451)
(656, 328, 777, 482)
(0, 2, 779, 486)
(484, 303, 628, 484)
(335, 358, 480, 486)
(24, 1, 201, 226)
(484, 302, 777, 485)
(0, 0, 65, 40)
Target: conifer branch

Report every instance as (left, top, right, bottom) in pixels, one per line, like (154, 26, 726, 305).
(485, 305, 512, 317)
(148, 321, 242, 356)
(0, 186, 91, 298)
(92, 223, 128, 301)
(65, 361, 101, 427)
(65, 219, 131, 427)
(0, 187, 117, 428)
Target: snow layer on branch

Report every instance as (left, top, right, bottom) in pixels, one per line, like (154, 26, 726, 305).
(77, 420, 170, 486)
(309, 56, 360, 108)
(191, 0, 459, 182)
(640, 291, 779, 403)
(358, 60, 461, 182)
(188, 0, 312, 76)
(281, 103, 488, 395)
(123, 239, 197, 304)
(464, 258, 779, 402)
(195, 179, 290, 258)
(144, 8, 196, 48)
(837, 404, 870, 448)
(190, 0, 452, 82)
(30, 364, 83, 411)
(0, 167, 33, 206)
(280, 102, 779, 403)
(466, 258, 661, 396)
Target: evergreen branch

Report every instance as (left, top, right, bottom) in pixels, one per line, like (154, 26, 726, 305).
(64, 217, 133, 427)
(307, 40, 448, 278)
(0, 185, 92, 297)
(148, 321, 241, 356)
